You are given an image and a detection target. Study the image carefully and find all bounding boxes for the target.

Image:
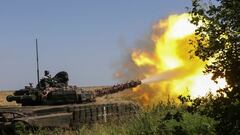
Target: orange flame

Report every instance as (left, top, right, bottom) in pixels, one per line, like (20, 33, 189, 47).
(130, 13, 226, 104)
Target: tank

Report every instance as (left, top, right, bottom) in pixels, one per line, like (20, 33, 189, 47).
(0, 71, 141, 134)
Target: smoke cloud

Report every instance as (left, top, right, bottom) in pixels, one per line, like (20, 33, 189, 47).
(114, 34, 156, 81)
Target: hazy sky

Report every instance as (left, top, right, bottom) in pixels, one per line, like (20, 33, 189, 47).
(0, 0, 191, 90)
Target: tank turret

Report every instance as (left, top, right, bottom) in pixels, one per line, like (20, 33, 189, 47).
(6, 71, 141, 106)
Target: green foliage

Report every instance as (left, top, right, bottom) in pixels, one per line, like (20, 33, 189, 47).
(158, 111, 216, 135)
(190, 0, 240, 87)
(20, 103, 216, 135)
(189, 0, 240, 134)
(180, 93, 240, 134)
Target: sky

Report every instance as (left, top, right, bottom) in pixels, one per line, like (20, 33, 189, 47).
(0, 0, 191, 90)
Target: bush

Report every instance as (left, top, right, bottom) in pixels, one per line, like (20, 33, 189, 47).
(19, 103, 217, 135)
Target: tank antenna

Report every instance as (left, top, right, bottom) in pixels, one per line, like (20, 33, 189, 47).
(36, 38, 40, 85)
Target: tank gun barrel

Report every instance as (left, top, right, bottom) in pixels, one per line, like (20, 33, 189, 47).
(6, 95, 37, 104)
(95, 80, 141, 97)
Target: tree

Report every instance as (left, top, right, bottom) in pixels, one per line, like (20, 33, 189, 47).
(190, 0, 240, 87)
(189, 0, 240, 134)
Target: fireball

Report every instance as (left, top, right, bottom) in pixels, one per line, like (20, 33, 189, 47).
(129, 13, 226, 105)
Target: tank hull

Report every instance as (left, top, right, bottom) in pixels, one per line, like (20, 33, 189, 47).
(0, 101, 138, 134)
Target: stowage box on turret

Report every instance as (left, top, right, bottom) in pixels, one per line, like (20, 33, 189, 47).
(0, 71, 141, 134)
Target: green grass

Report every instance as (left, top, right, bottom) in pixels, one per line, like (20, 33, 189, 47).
(19, 103, 217, 135)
